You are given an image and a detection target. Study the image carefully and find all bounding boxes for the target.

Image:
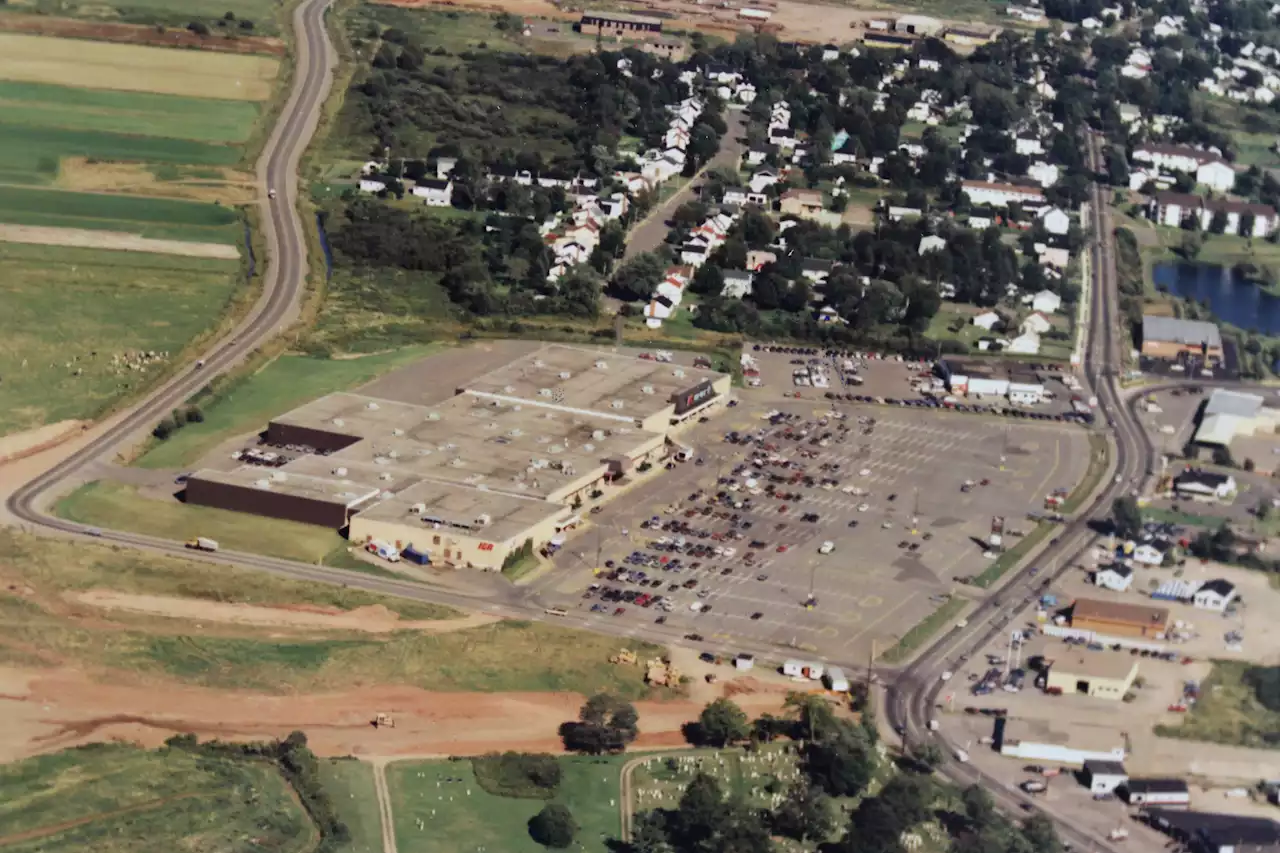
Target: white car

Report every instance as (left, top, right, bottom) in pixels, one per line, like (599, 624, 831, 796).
(858, 503, 870, 512)
(819, 541, 834, 555)
(859, 468, 872, 476)
(882, 521, 893, 529)
(689, 602, 704, 612)
(722, 547, 737, 558)
(940, 671, 953, 682)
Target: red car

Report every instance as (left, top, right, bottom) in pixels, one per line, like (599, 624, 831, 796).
(776, 544, 789, 553)
(613, 607, 626, 616)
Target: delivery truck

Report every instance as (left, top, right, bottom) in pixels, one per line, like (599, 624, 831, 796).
(185, 537, 218, 552)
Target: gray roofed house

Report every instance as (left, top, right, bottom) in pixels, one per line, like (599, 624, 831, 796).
(1142, 315, 1223, 348)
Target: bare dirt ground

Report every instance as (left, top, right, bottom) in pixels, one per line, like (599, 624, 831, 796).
(0, 420, 85, 463)
(68, 591, 500, 635)
(0, 224, 240, 260)
(57, 159, 257, 206)
(0, 665, 793, 762)
(0, 12, 287, 55)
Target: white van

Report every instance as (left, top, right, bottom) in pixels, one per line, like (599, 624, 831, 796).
(819, 541, 835, 555)
(824, 667, 849, 692)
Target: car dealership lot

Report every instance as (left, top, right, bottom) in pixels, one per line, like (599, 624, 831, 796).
(535, 388, 1089, 668)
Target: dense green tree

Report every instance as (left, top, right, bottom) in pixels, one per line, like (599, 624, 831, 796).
(529, 804, 578, 848)
(696, 698, 750, 746)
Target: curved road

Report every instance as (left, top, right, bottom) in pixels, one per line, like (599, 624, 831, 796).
(7, 0, 335, 528)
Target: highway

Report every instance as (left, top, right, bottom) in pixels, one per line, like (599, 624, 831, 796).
(884, 133, 1154, 852)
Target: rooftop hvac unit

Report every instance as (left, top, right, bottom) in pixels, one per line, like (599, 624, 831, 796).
(427, 412, 441, 421)
(611, 399, 625, 409)
(379, 472, 392, 480)
(558, 371, 572, 379)
(416, 448, 432, 456)
(673, 368, 685, 378)
(509, 428, 523, 437)
(503, 385, 516, 394)
(475, 513, 492, 526)
(641, 385, 654, 395)
(450, 458, 464, 467)
(374, 457, 390, 465)
(410, 503, 426, 514)
(333, 466, 348, 476)
(366, 401, 380, 410)
(592, 430, 606, 440)
(583, 443, 595, 452)
(392, 428, 404, 436)
(539, 388, 553, 397)
(388, 449, 400, 458)
(595, 360, 608, 369)
(333, 418, 345, 427)
(485, 422, 497, 430)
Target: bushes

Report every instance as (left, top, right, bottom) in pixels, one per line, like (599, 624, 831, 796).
(152, 405, 204, 440)
(164, 731, 349, 852)
(1245, 665, 1280, 712)
(472, 752, 562, 799)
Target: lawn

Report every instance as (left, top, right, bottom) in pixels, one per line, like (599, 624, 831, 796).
(1154, 660, 1280, 749)
(0, 243, 242, 434)
(54, 480, 358, 566)
(0, 742, 314, 853)
(0, 33, 280, 101)
(387, 754, 630, 853)
(136, 346, 445, 469)
(926, 303, 985, 350)
(0, 185, 241, 242)
(0, 526, 457, 621)
(319, 760, 384, 853)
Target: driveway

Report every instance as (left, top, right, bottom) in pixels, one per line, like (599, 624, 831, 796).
(623, 110, 747, 261)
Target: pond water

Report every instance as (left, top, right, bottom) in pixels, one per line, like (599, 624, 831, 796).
(1153, 261, 1280, 334)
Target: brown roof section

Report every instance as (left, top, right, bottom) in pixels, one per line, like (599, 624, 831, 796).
(1205, 198, 1277, 216)
(1153, 191, 1202, 208)
(781, 188, 823, 202)
(961, 180, 1045, 195)
(1071, 597, 1171, 629)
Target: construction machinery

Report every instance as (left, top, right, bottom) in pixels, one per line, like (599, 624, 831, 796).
(373, 713, 395, 729)
(645, 657, 682, 686)
(610, 648, 637, 666)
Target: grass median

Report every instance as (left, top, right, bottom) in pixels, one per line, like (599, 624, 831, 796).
(879, 597, 968, 665)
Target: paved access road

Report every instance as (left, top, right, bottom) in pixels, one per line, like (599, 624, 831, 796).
(6, 0, 336, 528)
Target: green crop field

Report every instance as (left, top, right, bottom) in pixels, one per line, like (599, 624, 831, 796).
(0, 743, 314, 853)
(0, 185, 240, 242)
(0, 124, 242, 186)
(0, 243, 242, 433)
(388, 755, 629, 853)
(136, 345, 446, 469)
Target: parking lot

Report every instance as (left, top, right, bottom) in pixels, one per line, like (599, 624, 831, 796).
(535, 386, 1090, 667)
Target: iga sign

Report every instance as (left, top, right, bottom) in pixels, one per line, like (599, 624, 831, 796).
(673, 380, 718, 415)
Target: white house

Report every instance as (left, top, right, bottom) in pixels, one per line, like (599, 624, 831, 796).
(1031, 289, 1062, 314)
(749, 169, 779, 194)
(1015, 135, 1044, 156)
(359, 178, 387, 193)
(960, 180, 1045, 207)
(1021, 312, 1052, 335)
(1037, 245, 1071, 269)
(1027, 161, 1060, 187)
(973, 311, 1001, 331)
(721, 270, 754, 299)
(1173, 470, 1236, 501)
(1196, 160, 1237, 192)
(918, 235, 947, 254)
(1095, 565, 1134, 592)
(1039, 207, 1071, 236)
(1006, 331, 1040, 354)
(1192, 579, 1238, 612)
(887, 206, 923, 221)
(412, 178, 453, 207)
(722, 186, 750, 206)
(1132, 543, 1167, 566)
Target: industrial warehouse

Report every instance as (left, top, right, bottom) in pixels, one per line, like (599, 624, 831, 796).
(183, 346, 731, 570)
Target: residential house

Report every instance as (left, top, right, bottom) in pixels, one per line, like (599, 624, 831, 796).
(1021, 312, 1052, 335)
(721, 269, 754, 298)
(973, 311, 1002, 331)
(1027, 161, 1060, 187)
(1193, 579, 1238, 612)
(1173, 470, 1237, 501)
(1133, 144, 1236, 191)
(436, 157, 457, 179)
(411, 178, 453, 207)
(643, 297, 674, 328)
(1006, 332, 1041, 354)
(1015, 135, 1044, 156)
(722, 186, 751, 206)
(1039, 207, 1071, 236)
(918, 235, 947, 254)
(888, 205, 923, 221)
(1149, 193, 1278, 236)
(680, 243, 709, 266)
(816, 306, 843, 323)
(821, 44, 840, 61)
(1037, 244, 1070, 269)
(1031, 289, 1063, 314)
(749, 169, 779, 194)
(780, 189, 825, 218)
(801, 258, 835, 284)
(1095, 564, 1134, 592)
(744, 147, 773, 167)
(960, 180, 1046, 207)
(359, 178, 387, 193)
(1132, 541, 1170, 566)
(746, 249, 777, 271)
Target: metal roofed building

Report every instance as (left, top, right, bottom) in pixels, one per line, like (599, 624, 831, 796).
(461, 344, 731, 432)
(1141, 315, 1223, 363)
(1193, 388, 1280, 448)
(183, 346, 731, 570)
(579, 10, 664, 33)
(1145, 810, 1280, 853)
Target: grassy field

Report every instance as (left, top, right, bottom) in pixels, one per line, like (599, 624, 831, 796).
(0, 243, 242, 434)
(319, 760, 384, 853)
(0, 527, 456, 620)
(1154, 660, 1280, 749)
(55, 480, 361, 566)
(136, 346, 445, 469)
(0, 185, 241, 241)
(0, 33, 279, 100)
(388, 754, 630, 853)
(926, 304, 986, 350)
(0, 743, 315, 853)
